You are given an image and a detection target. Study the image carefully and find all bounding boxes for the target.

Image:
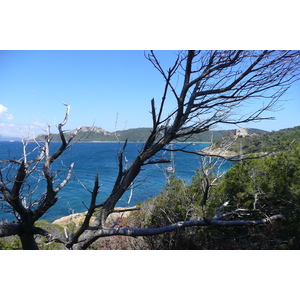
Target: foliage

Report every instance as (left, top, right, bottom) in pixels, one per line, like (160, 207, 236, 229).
(205, 141, 300, 248)
(125, 140, 300, 250)
(33, 221, 66, 250)
(2, 141, 297, 250)
(215, 142, 300, 214)
(212, 125, 300, 156)
(0, 235, 22, 250)
(35, 126, 268, 143)
(0, 221, 65, 250)
(136, 174, 213, 249)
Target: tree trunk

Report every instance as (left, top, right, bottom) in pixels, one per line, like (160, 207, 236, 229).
(19, 231, 39, 250)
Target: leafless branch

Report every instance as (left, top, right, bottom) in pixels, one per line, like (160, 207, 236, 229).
(66, 174, 100, 249)
(82, 214, 283, 239)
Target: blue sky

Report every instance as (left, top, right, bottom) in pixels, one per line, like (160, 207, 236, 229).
(0, 50, 299, 138)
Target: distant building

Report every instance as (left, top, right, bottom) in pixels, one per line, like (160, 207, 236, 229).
(234, 128, 249, 138)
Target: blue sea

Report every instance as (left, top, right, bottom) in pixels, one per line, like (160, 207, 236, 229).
(0, 141, 232, 222)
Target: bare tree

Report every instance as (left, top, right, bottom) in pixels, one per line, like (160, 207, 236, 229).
(1, 50, 299, 250)
(0, 103, 79, 249)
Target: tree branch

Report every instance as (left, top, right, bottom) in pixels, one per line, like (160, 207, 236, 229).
(84, 214, 283, 239)
(66, 174, 100, 249)
(0, 222, 22, 237)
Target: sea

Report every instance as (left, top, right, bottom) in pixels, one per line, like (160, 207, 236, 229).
(0, 141, 233, 222)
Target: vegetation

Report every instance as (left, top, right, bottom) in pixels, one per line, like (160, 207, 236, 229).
(113, 138, 300, 250)
(35, 127, 153, 143)
(1, 50, 300, 250)
(0, 220, 65, 250)
(35, 126, 266, 143)
(2, 128, 300, 250)
(211, 125, 300, 156)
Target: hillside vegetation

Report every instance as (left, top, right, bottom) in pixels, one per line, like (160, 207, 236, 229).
(35, 126, 267, 143)
(107, 125, 300, 250)
(206, 125, 300, 157)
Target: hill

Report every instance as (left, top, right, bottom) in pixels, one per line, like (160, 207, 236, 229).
(203, 125, 300, 157)
(0, 136, 22, 142)
(35, 126, 153, 142)
(34, 126, 267, 143)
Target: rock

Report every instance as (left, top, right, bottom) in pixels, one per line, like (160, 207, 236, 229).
(52, 207, 137, 227)
(52, 213, 92, 225)
(200, 147, 238, 158)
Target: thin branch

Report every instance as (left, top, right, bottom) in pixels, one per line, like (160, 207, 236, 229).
(66, 174, 100, 249)
(54, 163, 74, 193)
(112, 207, 140, 213)
(32, 226, 67, 245)
(0, 223, 22, 237)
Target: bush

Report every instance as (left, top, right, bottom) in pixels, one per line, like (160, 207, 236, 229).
(132, 142, 300, 249)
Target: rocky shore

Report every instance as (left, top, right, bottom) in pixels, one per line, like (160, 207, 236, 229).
(52, 207, 137, 227)
(200, 146, 238, 158)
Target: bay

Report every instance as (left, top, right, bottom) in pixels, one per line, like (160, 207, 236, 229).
(0, 141, 232, 222)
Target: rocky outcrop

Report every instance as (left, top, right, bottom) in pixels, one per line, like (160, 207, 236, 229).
(52, 207, 137, 227)
(52, 212, 91, 226)
(69, 126, 111, 136)
(200, 146, 238, 158)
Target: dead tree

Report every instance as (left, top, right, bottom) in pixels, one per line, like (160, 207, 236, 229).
(68, 50, 300, 250)
(1, 50, 300, 249)
(0, 103, 79, 249)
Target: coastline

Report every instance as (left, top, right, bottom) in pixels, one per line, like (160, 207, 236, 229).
(40, 140, 211, 144)
(52, 207, 137, 226)
(200, 145, 238, 158)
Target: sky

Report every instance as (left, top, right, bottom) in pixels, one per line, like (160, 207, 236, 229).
(0, 50, 300, 138)
(0, 50, 178, 137)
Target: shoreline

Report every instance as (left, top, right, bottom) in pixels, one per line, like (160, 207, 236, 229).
(27, 140, 212, 144)
(200, 145, 238, 158)
(52, 207, 137, 226)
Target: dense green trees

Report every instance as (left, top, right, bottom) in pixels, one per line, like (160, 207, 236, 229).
(140, 176, 203, 249)
(216, 142, 300, 214)
(134, 141, 300, 249)
(212, 141, 300, 249)
(212, 125, 300, 156)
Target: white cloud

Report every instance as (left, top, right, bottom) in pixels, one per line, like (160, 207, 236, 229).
(0, 105, 14, 120)
(6, 113, 13, 120)
(0, 104, 8, 115)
